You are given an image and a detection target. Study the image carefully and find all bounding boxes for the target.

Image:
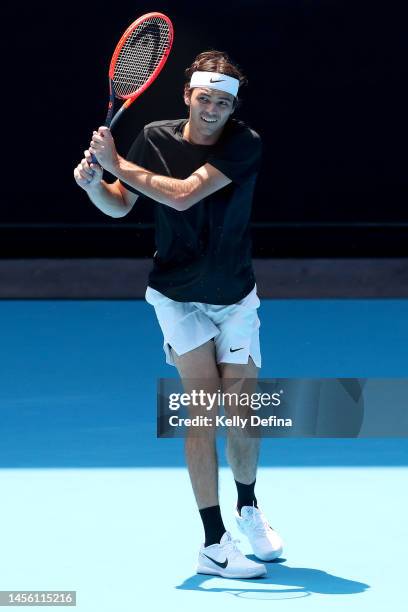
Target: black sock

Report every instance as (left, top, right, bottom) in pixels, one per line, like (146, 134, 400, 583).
(235, 479, 258, 515)
(199, 505, 226, 547)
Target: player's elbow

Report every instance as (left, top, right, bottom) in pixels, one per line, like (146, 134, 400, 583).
(169, 191, 195, 212)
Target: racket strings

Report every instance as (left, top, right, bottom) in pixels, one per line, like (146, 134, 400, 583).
(113, 16, 171, 97)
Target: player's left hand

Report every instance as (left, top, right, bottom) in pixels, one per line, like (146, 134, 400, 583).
(89, 127, 119, 174)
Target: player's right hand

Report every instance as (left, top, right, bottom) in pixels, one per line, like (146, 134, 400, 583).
(73, 150, 103, 191)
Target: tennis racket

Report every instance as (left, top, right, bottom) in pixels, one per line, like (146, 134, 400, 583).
(90, 12, 174, 164)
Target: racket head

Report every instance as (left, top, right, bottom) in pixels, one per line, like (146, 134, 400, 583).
(108, 12, 174, 101)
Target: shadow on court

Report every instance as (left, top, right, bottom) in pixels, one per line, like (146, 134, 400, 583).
(176, 559, 370, 597)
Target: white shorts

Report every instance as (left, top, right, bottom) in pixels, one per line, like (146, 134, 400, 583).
(145, 284, 262, 368)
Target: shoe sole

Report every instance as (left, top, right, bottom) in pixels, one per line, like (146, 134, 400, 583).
(254, 546, 283, 562)
(197, 564, 267, 579)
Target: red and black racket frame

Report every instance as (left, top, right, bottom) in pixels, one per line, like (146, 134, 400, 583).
(91, 12, 174, 164)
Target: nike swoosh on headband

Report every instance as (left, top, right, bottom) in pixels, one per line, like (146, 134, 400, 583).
(203, 553, 228, 568)
(209, 78, 226, 83)
(230, 347, 244, 352)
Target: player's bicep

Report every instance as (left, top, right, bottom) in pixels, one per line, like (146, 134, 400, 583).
(116, 179, 139, 213)
(184, 163, 231, 207)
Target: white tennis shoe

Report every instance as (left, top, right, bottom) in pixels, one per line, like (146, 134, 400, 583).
(235, 505, 284, 561)
(197, 531, 267, 579)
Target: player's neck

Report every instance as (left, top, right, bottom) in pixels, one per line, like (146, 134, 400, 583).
(182, 120, 222, 146)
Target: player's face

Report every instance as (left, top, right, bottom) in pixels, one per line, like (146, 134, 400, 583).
(186, 88, 235, 134)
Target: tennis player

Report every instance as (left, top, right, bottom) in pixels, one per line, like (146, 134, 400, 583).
(74, 50, 283, 579)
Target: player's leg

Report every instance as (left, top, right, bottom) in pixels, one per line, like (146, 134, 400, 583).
(146, 285, 229, 548)
(218, 357, 260, 509)
(212, 285, 262, 508)
(219, 356, 283, 561)
(171, 340, 229, 550)
(213, 286, 284, 561)
(171, 341, 266, 578)
(170, 340, 220, 512)
(145, 288, 225, 542)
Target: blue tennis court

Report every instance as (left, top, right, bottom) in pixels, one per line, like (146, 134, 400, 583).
(0, 298, 407, 611)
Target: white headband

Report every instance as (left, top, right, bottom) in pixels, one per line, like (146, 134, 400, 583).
(189, 71, 239, 97)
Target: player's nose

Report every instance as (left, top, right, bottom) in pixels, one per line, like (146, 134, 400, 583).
(206, 102, 217, 114)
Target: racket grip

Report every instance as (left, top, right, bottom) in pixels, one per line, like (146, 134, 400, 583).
(90, 152, 99, 165)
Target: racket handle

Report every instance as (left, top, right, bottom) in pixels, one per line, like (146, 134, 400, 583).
(89, 83, 115, 170)
(90, 152, 99, 165)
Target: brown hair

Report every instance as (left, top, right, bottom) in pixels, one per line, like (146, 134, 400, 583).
(184, 50, 248, 110)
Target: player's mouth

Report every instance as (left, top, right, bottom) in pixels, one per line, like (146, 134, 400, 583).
(200, 115, 218, 124)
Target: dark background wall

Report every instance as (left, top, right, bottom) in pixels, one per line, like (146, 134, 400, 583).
(2, 1, 407, 257)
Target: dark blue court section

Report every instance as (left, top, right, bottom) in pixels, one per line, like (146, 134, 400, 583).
(0, 299, 407, 468)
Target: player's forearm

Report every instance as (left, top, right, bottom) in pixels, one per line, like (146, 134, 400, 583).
(86, 181, 128, 218)
(113, 156, 190, 210)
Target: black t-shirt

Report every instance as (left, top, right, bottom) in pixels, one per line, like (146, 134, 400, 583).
(119, 117, 262, 305)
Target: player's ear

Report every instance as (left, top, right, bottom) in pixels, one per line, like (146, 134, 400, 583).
(183, 86, 191, 107)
